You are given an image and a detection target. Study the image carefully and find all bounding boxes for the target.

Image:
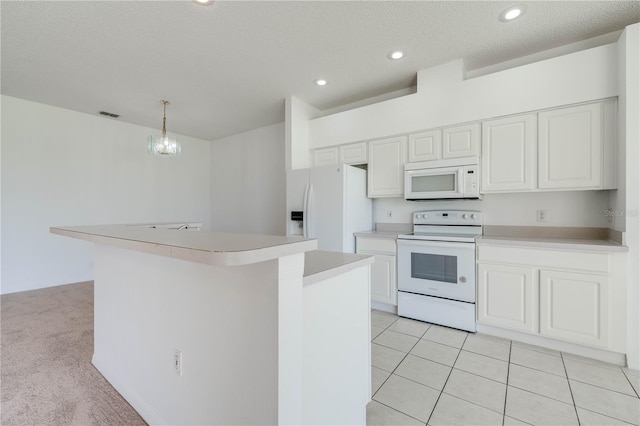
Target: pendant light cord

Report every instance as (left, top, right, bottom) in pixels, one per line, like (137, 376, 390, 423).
(161, 100, 169, 137)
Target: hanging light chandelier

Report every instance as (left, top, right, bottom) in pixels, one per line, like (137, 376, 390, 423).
(147, 100, 181, 156)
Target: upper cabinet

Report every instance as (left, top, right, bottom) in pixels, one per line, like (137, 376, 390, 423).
(442, 123, 481, 159)
(368, 136, 407, 198)
(481, 99, 617, 194)
(339, 142, 368, 165)
(407, 123, 480, 163)
(481, 114, 537, 192)
(408, 130, 442, 162)
(312, 142, 367, 167)
(312, 147, 339, 167)
(538, 101, 615, 190)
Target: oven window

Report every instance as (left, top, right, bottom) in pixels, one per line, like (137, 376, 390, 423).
(412, 174, 456, 193)
(411, 252, 457, 283)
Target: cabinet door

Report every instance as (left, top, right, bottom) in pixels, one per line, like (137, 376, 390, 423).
(408, 130, 441, 162)
(538, 103, 603, 189)
(539, 270, 609, 348)
(481, 114, 537, 193)
(367, 136, 407, 198)
(312, 147, 339, 167)
(339, 142, 368, 165)
(477, 263, 537, 333)
(442, 123, 480, 159)
(371, 254, 397, 306)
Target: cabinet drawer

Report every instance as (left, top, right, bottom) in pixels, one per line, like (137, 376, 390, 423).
(477, 245, 609, 274)
(356, 237, 396, 255)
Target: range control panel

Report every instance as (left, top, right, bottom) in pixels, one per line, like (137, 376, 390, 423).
(413, 210, 482, 226)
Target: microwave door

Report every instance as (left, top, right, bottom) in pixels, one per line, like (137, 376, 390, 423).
(406, 166, 464, 199)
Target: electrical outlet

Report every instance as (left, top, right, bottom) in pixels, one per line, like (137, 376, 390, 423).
(174, 349, 183, 376)
(386, 210, 393, 218)
(536, 209, 546, 223)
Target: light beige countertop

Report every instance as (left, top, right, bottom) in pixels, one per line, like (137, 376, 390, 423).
(353, 230, 405, 239)
(476, 235, 628, 252)
(51, 224, 318, 266)
(303, 250, 374, 286)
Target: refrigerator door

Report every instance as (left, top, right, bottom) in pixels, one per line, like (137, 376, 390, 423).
(344, 166, 373, 252)
(309, 165, 345, 251)
(286, 168, 310, 236)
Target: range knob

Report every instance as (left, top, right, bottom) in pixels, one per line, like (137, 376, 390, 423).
(471, 214, 477, 219)
(462, 214, 468, 219)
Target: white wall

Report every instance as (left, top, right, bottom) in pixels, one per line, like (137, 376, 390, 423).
(210, 122, 285, 235)
(1, 95, 211, 295)
(308, 43, 618, 148)
(619, 23, 640, 369)
(374, 191, 611, 228)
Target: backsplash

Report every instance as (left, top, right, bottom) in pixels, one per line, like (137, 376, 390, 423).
(373, 190, 611, 228)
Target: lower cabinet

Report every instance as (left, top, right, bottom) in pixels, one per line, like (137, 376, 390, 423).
(370, 254, 397, 306)
(356, 236, 397, 306)
(477, 263, 537, 333)
(539, 270, 609, 347)
(477, 244, 625, 352)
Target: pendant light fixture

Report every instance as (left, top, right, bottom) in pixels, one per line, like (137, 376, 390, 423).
(147, 100, 181, 156)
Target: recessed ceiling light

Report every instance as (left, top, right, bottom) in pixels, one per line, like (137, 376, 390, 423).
(499, 6, 525, 22)
(388, 50, 405, 60)
(314, 79, 328, 86)
(193, 0, 214, 5)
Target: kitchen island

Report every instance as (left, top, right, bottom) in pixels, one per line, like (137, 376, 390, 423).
(51, 224, 373, 425)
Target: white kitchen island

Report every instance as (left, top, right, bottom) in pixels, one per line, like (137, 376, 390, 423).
(51, 225, 373, 425)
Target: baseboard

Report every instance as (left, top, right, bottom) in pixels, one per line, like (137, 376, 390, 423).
(476, 324, 627, 366)
(92, 352, 167, 425)
(371, 301, 397, 314)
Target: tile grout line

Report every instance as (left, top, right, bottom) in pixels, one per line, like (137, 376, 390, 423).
(425, 332, 469, 426)
(371, 316, 427, 400)
(372, 316, 439, 424)
(561, 352, 582, 425)
(621, 369, 640, 399)
(502, 340, 512, 426)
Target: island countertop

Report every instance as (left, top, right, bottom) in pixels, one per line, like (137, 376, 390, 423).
(50, 224, 318, 266)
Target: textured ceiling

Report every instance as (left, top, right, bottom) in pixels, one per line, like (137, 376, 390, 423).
(2, 1, 639, 141)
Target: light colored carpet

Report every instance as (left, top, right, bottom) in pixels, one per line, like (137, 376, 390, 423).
(1, 281, 147, 425)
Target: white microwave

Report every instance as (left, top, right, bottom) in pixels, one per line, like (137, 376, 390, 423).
(404, 157, 480, 200)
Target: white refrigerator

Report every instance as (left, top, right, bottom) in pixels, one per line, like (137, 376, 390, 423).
(286, 165, 372, 253)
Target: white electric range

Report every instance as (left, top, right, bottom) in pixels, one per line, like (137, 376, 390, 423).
(396, 210, 482, 332)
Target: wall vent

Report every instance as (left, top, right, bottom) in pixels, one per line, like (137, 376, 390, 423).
(99, 111, 120, 118)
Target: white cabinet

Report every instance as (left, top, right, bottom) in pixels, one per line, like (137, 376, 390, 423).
(481, 114, 537, 192)
(442, 123, 480, 159)
(408, 130, 441, 162)
(476, 243, 625, 352)
(481, 99, 616, 193)
(339, 142, 367, 165)
(477, 263, 537, 333)
(356, 236, 397, 307)
(538, 102, 603, 190)
(367, 136, 407, 198)
(312, 147, 339, 167)
(539, 270, 609, 348)
(538, 100, 616, 190)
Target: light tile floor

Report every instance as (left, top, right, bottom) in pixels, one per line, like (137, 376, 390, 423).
(367, 310, 640, 426)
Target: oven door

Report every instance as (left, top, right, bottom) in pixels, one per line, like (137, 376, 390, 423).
(397, 239, 476, 303)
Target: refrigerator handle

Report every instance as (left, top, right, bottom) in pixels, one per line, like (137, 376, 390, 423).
(305, 184, 313, 238)
(302, 183, 309, 238)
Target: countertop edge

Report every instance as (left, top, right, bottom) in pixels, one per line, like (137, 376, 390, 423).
(303, 251, 374, 286)
(354, 231, 405, 239)
(50, 226, 318, 266)
(476, 236, 628, 253)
